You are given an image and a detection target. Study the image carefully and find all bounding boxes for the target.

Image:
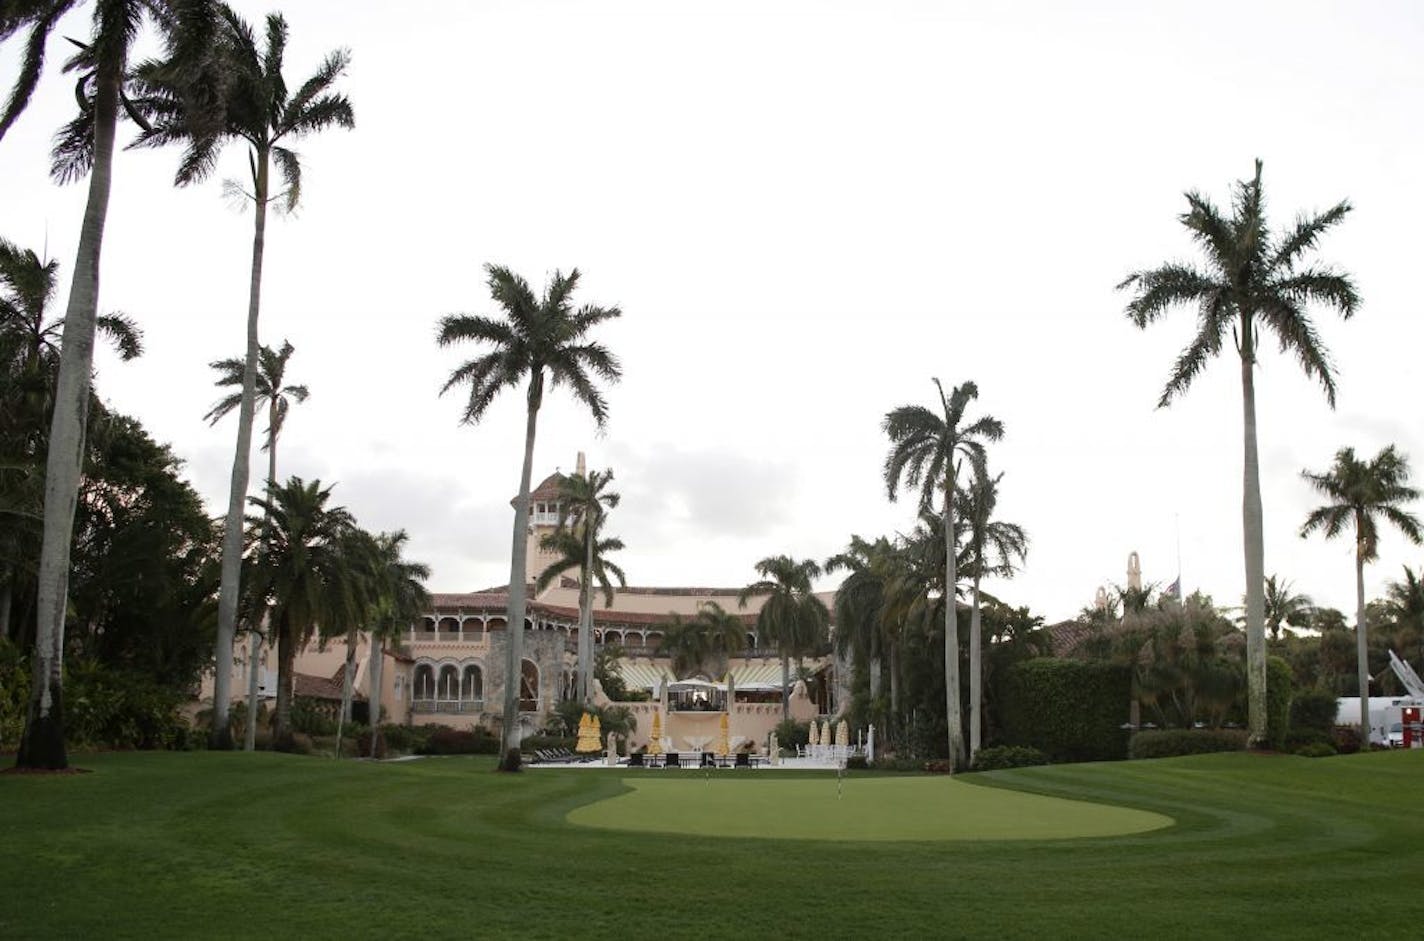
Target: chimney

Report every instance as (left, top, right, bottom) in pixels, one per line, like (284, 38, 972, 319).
(576, 451, 586, 476)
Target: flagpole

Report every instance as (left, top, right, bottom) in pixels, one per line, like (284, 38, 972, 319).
(1175, 513, 1183, 601)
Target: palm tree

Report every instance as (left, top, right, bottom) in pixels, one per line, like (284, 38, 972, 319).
(961, 470, 1028, 761)
(1258, 575, 1313, 642)
(1120, 159, 1359, 747)
(132, 7, 353, 748)
(1301, 446, 1422, 737)
(1384, 567, 1424, 668)
(204, 340, 308, 749)
(883, 378, 1002, 769)
(534, 468, 624, 704)
(437, 265, 621, 768)
(364, 530, 430, 756)
(331, 525, 379, 753)
(738, 555, 829, 721)
(825, 535, 895, 711)
(245, 476, 354, 749)
(2, 1, 211, 770)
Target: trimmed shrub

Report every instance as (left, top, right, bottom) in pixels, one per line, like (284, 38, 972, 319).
(290, 698, 338, 736)
(845, 755, 869, 771)
(1128, 728, 1248, 760)
(417, 727, 499, 756)
(923, 759, 954, 774)
(1290, 690, 1338, 735)
(1265, 656, 1293, 750)
(357, 728, 388, 759)
(871, 756, 926, 773)
(1332, 725, 1362, 755)
(379, 723, 428, 754)
(774, 719, 810, 752)
(1284, 728, 1331, 752)
(998, 659, 1132, 762)
(1295, 741, 1337, 758)
(970, 745, 1049, 772)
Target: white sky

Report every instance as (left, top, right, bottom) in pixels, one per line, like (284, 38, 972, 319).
(3, 1, 1423, 624)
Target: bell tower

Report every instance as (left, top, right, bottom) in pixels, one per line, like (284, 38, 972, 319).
(521, 452, 586, 592)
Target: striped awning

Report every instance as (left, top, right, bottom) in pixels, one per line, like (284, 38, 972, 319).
(617, 661, 673, 690)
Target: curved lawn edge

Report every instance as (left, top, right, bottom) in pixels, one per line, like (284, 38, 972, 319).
(566, 774, 1173, 842)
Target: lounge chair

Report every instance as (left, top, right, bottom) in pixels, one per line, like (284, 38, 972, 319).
(664, 752, 680, 769)
(734, 752, 751, 768)
(628, 753, 645, 767)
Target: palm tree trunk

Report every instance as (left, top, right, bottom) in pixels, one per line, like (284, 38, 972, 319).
(969, 574, 983, 762)
(500, 376, 541, 768)
(212, 149, 271, 750)
(337, 626, 357, 756)
(780, 652, 790, 721)
(367, 633, 384, 756)
(943, 487, 965, 770)
(1239, 340, 1268, 748)
(0, 580, 11, 646)
(1354, 536, 1370, 740)
(244, 401, 280, 745)
(17, 57, 122, 771)
(578, 519, 594, 704)
(272, 612, 294, 748)
(889, 640, 901, 732)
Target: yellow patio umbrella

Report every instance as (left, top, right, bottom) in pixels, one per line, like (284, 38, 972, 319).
(648, 710, 664, 755)
(836, 719, 849, 747)
(715, 712, 730, 756)
(808, 721, 819, 747)
(592, 715, 603, 750)
(576, 712, 599, 753)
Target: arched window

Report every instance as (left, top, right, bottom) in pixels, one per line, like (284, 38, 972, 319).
(461, 665, 483, 700)
(413, 665, 435, 700)
(519, 659, 539, 712)
(437, 665, 459, 700)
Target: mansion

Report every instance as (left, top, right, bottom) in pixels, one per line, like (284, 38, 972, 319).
(209, 454, 844, 751)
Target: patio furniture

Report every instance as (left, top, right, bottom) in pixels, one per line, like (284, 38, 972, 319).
(734, 752, 750, 768)
(664, 752, 681, 769)
(627, 753, 645, 767)
(701, 752, 716, 768)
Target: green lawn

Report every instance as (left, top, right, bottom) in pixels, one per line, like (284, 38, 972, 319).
(2, 750, 1422, 939)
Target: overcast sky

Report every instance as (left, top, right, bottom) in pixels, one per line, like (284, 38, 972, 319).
(3, 1, 1422, 624)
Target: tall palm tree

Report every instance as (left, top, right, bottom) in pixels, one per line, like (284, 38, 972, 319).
(534, 467, 623, 704)
(738, 555, 830, 722)
(1301, 446, 1422, 737)
(1120, 159, 1359, 747)
(883, 378, 1002, 769)
(204, 339, 308, 749)
(961, 469, 1027, 761)
(438, 265, 621, 768)
(364, 530, 430, 756)
(245, 476, 354, 749)
(2, 0, 212, 770)
(132, 6, 353, 748)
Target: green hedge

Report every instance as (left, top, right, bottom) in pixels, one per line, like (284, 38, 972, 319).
(998, 659, 1131, 762)
(1290, 689, 1338, 735)
(970, 745, 1048, 772)
(1128, 728, 1248, 760)
(1266, 656, 1294, 750)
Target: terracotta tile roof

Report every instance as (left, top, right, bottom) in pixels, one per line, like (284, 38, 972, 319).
(429, 592, 509, 608)
(1046, 620, 1096, 658)
(525, 472, 566, 503)
(426, 591, 757, 628)
(294, 666, 364, 702)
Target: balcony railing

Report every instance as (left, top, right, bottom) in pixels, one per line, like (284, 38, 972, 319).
(411, 699, 484, 714)
(409, 630, 487, 644)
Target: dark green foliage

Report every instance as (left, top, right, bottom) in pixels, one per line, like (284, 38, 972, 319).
(376, 723, 427, 754)
(1265, 656, 1294, 750)
(417, 727, 499, 756)
(998, 659, 1131, 762)
(0, 638, 29, 749)
(1296, 742, 1337, 758)
(1290, 689, 1339, 734)
(845, 755, 868, 770)
(1128, 728, 1248, 760)
(970, 745, 1048, 771)
(65, 661, 189, 750)
(774, 719, 809, 751)
(1284, 728, 1332, 751)
(289, 698, 338, 736)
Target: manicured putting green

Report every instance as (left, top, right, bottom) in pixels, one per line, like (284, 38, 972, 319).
(568, 775, 1173, 841)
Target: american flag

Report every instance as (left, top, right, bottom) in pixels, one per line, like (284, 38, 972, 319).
(1164, 577, 1181, 598)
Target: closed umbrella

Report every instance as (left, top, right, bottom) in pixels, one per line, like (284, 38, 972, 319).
(648, 710, 664, 755)
(716, 713, 730, 756)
